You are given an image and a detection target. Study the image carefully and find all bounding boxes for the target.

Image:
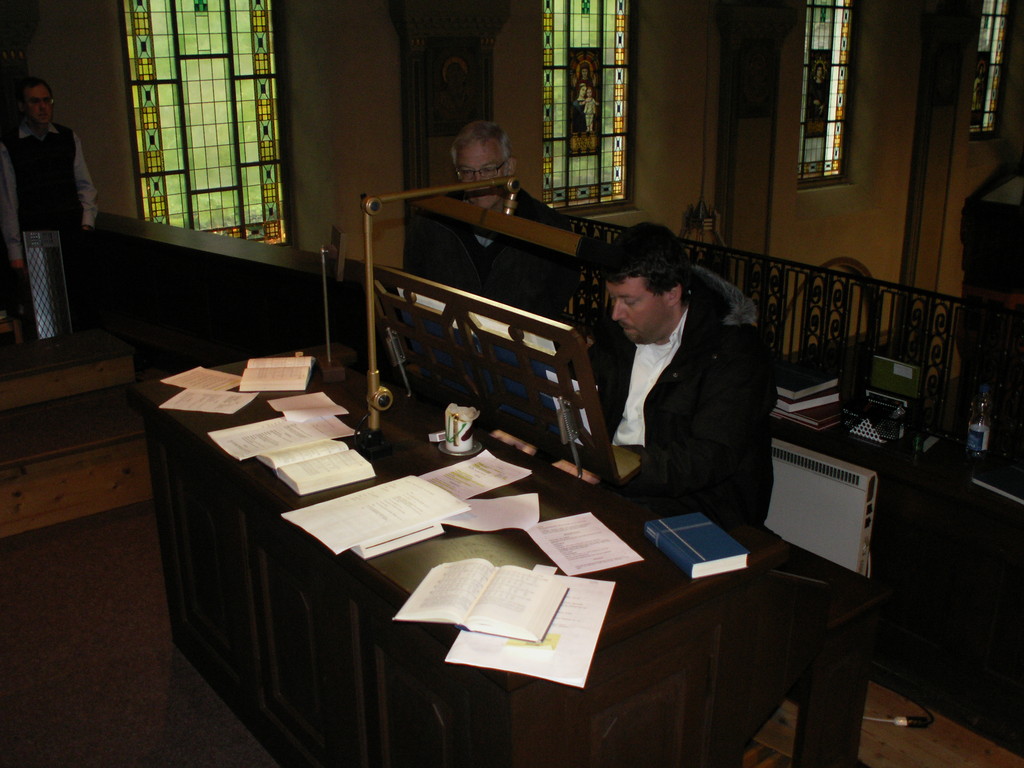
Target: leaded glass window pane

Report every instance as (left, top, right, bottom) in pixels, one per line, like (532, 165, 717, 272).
(798, 0, 853, 181)
(542, 0, 630, 208)
(971, 0, 1011, 137)
(122, 0, 287, 243)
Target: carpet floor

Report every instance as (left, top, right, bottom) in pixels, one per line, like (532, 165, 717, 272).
(0, 502, 279, 768)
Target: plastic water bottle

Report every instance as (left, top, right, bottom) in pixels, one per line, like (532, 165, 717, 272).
(966, 383, 993, 460)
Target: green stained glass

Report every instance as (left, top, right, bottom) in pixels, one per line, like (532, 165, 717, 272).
(542, 0, 629, 208)
(122, 0, 287, 243)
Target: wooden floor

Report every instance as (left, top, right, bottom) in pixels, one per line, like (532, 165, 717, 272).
(748, 682, 1024, 768)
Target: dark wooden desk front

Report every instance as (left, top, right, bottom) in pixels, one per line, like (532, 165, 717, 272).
(130, 367, 828, 768)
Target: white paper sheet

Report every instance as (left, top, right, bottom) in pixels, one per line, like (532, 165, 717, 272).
(527, 512, 643, 576)
(161, 366, 242, 391)
(419, 450, 532, 500)
(268, 391, 349, 421)
(160, 388, 257, 414)
(443, 493, 541, 532)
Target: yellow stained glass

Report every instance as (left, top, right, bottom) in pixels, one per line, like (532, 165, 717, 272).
(122, 0, 286, 242)
(798, 0, 853, 181)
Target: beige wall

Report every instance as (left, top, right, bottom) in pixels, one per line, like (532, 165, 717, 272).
(772, 0, 922, 284)
(24, 0, 1023, 290)
(28, 1, 136, 221)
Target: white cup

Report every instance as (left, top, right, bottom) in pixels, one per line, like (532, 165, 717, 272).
(444, 403, 480, 453)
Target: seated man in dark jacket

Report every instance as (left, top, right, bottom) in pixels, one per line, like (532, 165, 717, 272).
(403, 120, 580, 321)
(590, 223, 775, 530)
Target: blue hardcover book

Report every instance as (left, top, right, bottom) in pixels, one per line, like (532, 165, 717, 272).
(972, 461, 1024, 506)
(643, 513, 749, 578)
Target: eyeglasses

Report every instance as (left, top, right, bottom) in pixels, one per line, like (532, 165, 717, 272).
(455, 160, 507, 181)
(26, 97, 54, 106)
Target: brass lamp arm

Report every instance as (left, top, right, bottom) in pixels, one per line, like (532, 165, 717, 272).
(356, 176, 520, 458)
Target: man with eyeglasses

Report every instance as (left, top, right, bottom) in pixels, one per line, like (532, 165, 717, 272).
(0, 76, 98, 321)
(403, 120, 579, 320)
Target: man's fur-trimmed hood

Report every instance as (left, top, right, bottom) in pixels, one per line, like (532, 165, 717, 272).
(690, 265, 758, 327)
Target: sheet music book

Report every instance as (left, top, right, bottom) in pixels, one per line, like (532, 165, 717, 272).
(239, 355, 315, 392)
(269, 445, 375, 495)
(445, 574, 615, 688)
(281, 476, 469, 555)
(394, 559, 568, 642)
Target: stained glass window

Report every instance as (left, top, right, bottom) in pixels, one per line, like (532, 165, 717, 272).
(971, 0, 1011, 137)
(542, 0, 630, 208)
(121, 0, 287, 243)
(798, 0, 853, 181)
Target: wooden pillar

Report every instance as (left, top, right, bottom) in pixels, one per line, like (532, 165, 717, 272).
(714, 2, 796, 253)
(388, 0, 510, 189)
(899, 10, 978, 290)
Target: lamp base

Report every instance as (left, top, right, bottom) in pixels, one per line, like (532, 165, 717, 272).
(355, 428, 392, 460)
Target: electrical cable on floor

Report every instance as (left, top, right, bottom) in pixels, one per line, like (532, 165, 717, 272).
(863, 704, 935, 728)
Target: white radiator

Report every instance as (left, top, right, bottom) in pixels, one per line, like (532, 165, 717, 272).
(766, 438, 876, 575)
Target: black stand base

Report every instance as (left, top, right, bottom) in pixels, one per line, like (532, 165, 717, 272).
(355, 428, 392, 460)
(320, 359, 347, 382)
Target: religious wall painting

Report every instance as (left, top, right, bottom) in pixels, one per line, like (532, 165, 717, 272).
(428, 45, 482, 136)
(805, 50, 831, 138)
(569, 48, 600, 156)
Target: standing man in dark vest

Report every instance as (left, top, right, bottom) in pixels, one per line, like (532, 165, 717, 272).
(0, 76, 98, 322)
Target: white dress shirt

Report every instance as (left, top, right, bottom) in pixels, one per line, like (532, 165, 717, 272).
(612, 309, 688, 447)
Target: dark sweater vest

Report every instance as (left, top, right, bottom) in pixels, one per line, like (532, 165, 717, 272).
(1, 124, 81, 232)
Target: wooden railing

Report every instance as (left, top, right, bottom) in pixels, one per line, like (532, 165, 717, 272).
(565, 215, 1024, 460)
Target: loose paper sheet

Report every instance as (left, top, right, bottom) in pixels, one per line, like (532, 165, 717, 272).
(419, 450, 531, 500)
(528, 512, 643, 576)
(161, 388, 257, 414)
(445, 575, 615, 688)
(161, 366, 242, 391)
(268, 392, 349, 421)
(443, 494, 541, 532)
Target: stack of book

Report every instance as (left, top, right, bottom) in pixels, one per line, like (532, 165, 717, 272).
(771, 361, 841, 430)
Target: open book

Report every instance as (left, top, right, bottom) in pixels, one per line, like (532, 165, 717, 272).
(394, 558, 568, 642)
(239, 355, 315, 392)
(258, 439, 374, 494)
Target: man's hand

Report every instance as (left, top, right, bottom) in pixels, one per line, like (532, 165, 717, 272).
(489, 429, 537, 456)
(551, 460, 600, 484)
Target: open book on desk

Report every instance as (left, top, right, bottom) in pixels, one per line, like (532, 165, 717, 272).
(258, 440, 374, 495)
(445, 574, 615, 688)
(394, 558, 568, 642)
(239, 354, 315, 392)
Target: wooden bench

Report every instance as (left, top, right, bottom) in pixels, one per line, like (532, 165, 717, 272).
(0, 330, 151, 537)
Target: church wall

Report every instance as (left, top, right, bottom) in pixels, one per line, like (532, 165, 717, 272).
(769, 0, 921, 284)
(27, 0, 136, 224)
(22, 0, 1023, 292)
